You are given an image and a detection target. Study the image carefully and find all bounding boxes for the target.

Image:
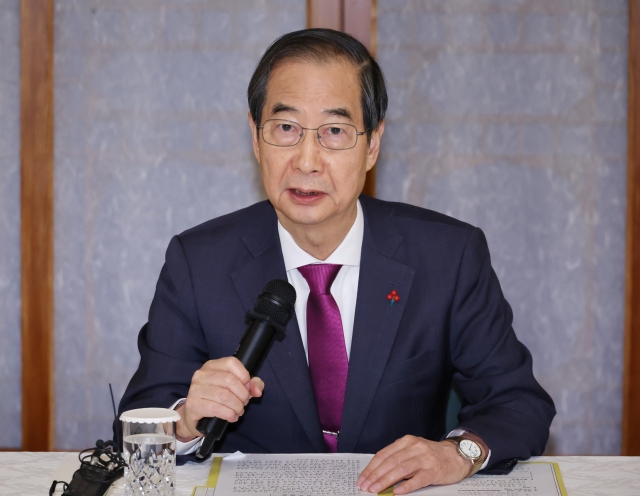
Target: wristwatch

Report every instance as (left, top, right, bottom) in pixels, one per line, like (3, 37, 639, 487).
(446, 436, 485, 477)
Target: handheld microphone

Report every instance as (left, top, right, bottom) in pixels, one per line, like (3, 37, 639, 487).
(195, 279, 296, 459)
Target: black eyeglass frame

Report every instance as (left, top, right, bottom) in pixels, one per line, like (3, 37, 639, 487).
(256, 119, 366, 150)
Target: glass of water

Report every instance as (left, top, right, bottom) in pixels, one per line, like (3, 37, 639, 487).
(120, 408, 181, 496)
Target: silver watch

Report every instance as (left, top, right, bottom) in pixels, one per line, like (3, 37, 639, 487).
(446, 436, 485, 477)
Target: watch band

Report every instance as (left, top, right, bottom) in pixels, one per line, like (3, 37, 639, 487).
(446, 436, 485, 477)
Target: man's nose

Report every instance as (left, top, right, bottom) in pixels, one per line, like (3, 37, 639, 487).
(294, 130, 323, 174)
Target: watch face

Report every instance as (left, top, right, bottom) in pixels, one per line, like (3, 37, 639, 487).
(459, 439, 482, 459)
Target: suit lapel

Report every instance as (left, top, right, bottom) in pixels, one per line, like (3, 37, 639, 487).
(230, 210, 324, 452)
(339, 197, 416, 453)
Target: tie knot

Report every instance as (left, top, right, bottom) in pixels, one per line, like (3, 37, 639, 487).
(298, 264, 342, 294)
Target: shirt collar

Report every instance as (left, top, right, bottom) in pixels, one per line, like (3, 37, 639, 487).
(278, 200, 363, 271)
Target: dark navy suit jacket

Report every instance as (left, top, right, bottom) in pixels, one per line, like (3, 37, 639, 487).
(118, 195, 555, 471)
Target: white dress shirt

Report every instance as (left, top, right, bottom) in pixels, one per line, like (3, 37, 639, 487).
(174, 199, 489, 467)
(278, 200, 363, 360)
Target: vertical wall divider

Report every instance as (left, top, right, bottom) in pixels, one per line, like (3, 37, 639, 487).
(307, 0, 377, 197)
(623, 0, 640, 456)
(20, 0, 55, 451)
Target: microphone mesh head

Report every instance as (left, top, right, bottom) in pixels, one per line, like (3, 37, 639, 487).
(254, 279, 296, 327)
(262, 279, 296, 306)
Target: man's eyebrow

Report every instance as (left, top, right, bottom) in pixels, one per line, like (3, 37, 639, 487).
(270, 103, 298, 115)
(323, 107, 353, 121)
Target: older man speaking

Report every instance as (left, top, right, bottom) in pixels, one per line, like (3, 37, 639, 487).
(119, 29, 555, 494)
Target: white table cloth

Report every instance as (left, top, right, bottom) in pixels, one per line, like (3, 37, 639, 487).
(0, 452, 638, 495)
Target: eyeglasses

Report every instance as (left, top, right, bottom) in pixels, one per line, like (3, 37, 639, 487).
(257, 119, 365, 150)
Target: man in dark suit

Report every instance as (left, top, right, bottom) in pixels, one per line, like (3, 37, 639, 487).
(119, 29, 555, 494)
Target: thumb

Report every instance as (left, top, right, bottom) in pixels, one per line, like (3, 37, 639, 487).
(249, 377, 264, 397)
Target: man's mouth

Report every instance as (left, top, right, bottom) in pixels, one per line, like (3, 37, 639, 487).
(292, 189, 320, 196)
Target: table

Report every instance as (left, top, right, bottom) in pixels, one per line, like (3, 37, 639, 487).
(0, 452, 638, 495)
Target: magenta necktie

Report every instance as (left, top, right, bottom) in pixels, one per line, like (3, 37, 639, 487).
(298, 264, 348, 453)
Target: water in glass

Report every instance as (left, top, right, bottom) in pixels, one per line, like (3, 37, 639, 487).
(123, 433, 176, 496)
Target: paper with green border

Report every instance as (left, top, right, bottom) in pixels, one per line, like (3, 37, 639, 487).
(191, 457, 566, 496)
(518, 461, 568, 496)
(191, 455, 393, 496)
(191, 456, 222, 496)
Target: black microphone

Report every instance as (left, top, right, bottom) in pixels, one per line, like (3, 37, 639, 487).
(195, 279, 296, 459)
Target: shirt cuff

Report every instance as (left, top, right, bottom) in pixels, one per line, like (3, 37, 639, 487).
(169, 398, 203, 455)
(447, 429, 491, 470)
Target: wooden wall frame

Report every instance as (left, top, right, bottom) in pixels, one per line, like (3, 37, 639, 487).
(307, 0, 377, 197)
(623, 0, 640, 456)
(20, 0, 55, 451)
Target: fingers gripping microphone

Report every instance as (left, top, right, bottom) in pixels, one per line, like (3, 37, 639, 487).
(195, 279, 296, 459)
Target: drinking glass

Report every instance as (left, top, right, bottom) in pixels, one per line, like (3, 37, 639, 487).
(120, 408, 181, 496)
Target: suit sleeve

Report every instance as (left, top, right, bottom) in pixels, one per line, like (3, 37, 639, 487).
(117, 235, 209, 418)
(449, 227, 555, 471)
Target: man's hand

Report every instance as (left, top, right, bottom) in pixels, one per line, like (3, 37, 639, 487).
(175, 357, 264, 442)
(356, 436, 472, 495)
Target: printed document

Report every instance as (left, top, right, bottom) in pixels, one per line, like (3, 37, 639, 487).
(206, 453, 567, 496)
(215, 453, 371, 495)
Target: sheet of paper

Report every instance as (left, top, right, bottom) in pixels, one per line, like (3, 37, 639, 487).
(210, 455, 566, 496)
(404, 462, 567, 496)
(215, 453, 375, 496)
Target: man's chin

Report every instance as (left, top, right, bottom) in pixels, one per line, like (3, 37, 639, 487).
(282, 212, 330, 228)
(276, 203, 332, 229)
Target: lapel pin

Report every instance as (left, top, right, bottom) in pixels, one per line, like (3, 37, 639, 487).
(386, 289, 400, 306)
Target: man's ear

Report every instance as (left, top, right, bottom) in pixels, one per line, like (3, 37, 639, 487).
(248, 112, 260, 163)
(365, 120, 385, 172)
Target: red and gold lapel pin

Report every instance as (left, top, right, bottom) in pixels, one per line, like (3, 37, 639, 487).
(386, 289, 400, 306)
